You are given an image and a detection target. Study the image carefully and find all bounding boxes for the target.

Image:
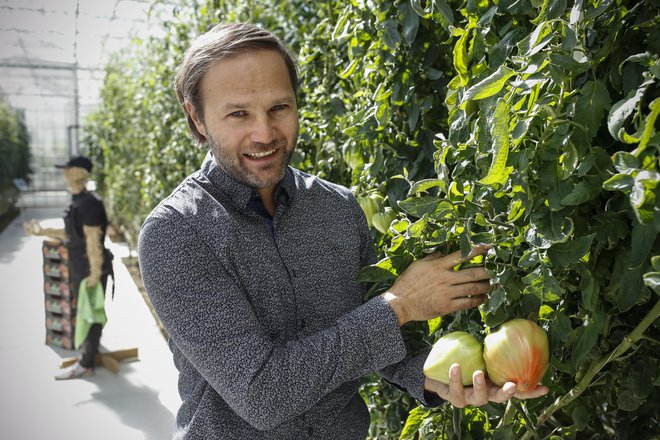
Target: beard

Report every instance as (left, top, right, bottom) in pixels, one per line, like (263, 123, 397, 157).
(205, 128, 296, 190)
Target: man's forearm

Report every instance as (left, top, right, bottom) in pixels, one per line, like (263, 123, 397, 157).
(83, 225, 104, 282)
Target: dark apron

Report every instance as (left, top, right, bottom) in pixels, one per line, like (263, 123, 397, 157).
(63, 202, 114, 299)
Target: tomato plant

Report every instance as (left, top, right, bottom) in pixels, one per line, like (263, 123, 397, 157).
(0, 95, 30, 218)
(84, 0, 659, 438)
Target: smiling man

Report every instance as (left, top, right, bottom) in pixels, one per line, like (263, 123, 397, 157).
(184, 48, 298, 215)
(137, 23, 547, 439)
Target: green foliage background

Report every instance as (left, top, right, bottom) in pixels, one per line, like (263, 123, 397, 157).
(0, 94, 31, 217)
(83, 0, 660, 438)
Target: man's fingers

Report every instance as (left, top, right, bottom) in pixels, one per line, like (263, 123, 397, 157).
(451, 280, 492, 298)
(422, 251, 444, 260)
(448, 364, 467, 408)
(452, 294, 488, 311)
(490, 382, 517, 403)
(452, 267, 491, 284)
(439, 244, 491, 269)
(470, 370, 489, 406)
(514, 385, 550, 400)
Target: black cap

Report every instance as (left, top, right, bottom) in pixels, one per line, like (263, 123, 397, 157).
(55, 156, 93, 173)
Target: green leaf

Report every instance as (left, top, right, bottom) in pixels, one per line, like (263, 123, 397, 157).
(462, 66, 515, 103)
(533, 0, 567, 23)
(612, 151, 640, 174)
(603, 174, 634, 192)
(572, 405, 591, 430)
(460, 229, 472, 258)
(580, 266, 599, 311)
(409, 217, 427, 238)
(490, 30, 522, 69)
(427, 316, 442, 335)
(550, 53, 589, 73)
(338, 59, 360, 79)
(550, 311, 573, 343)
(525, 22, 554, 56)
(331, 10, 351, 41)
(618, 264, 644, 312)
(399, 2, 420, 45)
(486, 284, 507, 314)
(617, 360, 655, 411)
(520, 249, 541, 267)
(643, 272, 660, 293)
(522, 265, 563, 301)
(400, 406, 429, 439)
(570, 311, 606, 369)
(548, 234, 595, 267)
(652, 256, 660, 271)
(634, 97, 660, 156)
(492, 425, 516, 440)
(574, 80, 611, 140)
(533, 211, 574, 243)
(560, 180, 601, 206)
(479, 99, 513, 186)
(380, 19, 401, 50)
(630, 221, 656, 267)
(399, 196, 442, 217)
(434, 0, 455, 27)
(356, 263, 397, 283)
(454, 28, 471, 85)
(410, 0, 430, 17)
(632, 171, 660, 210)
(408, 179, 446, 196)
(608, 78, 654, 141)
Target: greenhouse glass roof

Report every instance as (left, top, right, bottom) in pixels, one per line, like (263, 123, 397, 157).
(0, 0, 173, 197)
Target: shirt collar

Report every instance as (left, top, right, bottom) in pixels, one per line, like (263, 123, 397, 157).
(200, 151, 295, 210)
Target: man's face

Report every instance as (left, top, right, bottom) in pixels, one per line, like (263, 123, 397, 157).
(63, 167, 87, 194)
(187, 49, 298, 191)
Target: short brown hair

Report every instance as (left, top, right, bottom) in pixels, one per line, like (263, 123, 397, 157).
(174, 23, 299, 145)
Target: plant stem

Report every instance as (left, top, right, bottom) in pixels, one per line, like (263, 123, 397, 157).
(497, 399, 516, 428)
(521, 299, 660, 440)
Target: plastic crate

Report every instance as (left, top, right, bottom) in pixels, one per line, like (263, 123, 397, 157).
(45, 314, 75, 335)
(46, 329, 74, 350)
(42, 241, 69, 262)
(44, 280, 71, 299)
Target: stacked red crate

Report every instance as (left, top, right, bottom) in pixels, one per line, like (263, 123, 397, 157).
(42, 240, 76, 350)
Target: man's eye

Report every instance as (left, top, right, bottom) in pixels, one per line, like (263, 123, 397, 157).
(228, 111, 245, 118)
(271, 104, 288, 112)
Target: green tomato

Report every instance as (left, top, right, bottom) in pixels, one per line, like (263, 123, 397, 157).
(423, 331, 486, 386)
(357, 194, 383, 228)
(372, 207, 396, 234)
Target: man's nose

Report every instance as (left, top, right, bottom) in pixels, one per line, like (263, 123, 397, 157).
(250, 114, 276, 144)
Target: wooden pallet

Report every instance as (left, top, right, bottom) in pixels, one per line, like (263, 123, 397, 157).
(59, 347, 139, 374)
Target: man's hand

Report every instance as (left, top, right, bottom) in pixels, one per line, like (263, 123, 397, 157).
(85, 274, 100, 289)
(425, 364, 549, 408)
(382, 245, 492, 325)
(23, 219, 43, 236)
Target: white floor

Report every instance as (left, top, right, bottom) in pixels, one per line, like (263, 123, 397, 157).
(0, 207, 181, 440)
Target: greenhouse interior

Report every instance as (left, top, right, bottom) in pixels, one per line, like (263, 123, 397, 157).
(1, 0, 170, 206)
(0, 0, 658, 439)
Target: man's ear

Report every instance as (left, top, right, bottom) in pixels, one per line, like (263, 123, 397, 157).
(185, 101, 207, 138)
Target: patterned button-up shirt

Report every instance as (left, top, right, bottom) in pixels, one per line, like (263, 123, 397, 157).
(138, 153, 435, 439)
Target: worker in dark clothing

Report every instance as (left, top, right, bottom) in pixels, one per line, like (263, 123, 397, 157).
(24, 156, 113, 379)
